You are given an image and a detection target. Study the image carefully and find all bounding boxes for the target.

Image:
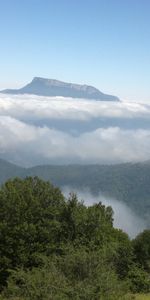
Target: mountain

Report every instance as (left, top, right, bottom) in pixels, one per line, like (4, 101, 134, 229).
(0, 159, 25, 183)
(0, 77, 120, 101)
(27, 163, 150, 224)
(0, 159, 150, 225)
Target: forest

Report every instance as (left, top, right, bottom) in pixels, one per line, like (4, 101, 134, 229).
(0, 177, 150, 300)
(0, 159, 150, 225)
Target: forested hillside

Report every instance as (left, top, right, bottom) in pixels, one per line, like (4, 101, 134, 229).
(0, 159, 150, 224)
(0, 177, 150, 300)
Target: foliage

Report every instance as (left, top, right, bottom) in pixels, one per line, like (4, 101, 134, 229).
(128, 265, 150, 293)
(1, 252, 129, 300)
(0, 177, 65, 288)
(0, 160, 150, 224)
(0, 176, 150, 299)
(133, 230, 150, 273)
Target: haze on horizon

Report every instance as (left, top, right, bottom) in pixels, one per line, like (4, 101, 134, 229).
(0, 0, 150, 102)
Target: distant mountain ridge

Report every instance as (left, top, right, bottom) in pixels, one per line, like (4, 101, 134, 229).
(0, 77, 120, 101)
(0, 158, 150, 225)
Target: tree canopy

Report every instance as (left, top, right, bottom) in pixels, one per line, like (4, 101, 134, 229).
(0, 177, 149, 299)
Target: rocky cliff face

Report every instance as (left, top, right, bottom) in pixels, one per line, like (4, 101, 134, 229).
(1, 77, 120, 101)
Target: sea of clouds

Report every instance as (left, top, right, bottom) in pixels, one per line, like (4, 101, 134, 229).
(0, 93, 150, 166)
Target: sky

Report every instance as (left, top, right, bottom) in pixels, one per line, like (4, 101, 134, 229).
(0, 0, 150, 102)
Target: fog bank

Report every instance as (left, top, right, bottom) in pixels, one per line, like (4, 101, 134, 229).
(0, 94, 150, 166)
(63, 187, 146, 238)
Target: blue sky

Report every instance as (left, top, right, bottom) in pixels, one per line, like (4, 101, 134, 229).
(0, 0, 150, 101)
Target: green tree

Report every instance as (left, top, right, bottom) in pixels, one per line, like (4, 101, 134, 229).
(132, 230, 150, 272)
(112, 229, 134, 279)
(1, 250, 129, 300)
(128, 265, 150, 293)
(62, 193, 114, 248)
(0, 177, 65, 288)
(1, 176, 147, 299)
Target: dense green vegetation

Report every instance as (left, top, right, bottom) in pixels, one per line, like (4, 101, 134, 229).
(134, 295, 150, 299)
(0, 159, 150, 224)
(0, 177, 150, 299)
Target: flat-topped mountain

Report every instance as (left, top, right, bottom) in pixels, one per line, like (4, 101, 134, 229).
(1, 77, 120, 101)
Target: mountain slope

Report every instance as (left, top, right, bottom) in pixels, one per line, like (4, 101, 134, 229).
(27, 163, 150, 222)
(0, 159, 149, 224)
(0, 77, 120, 101)
(0, 159, 25, 183)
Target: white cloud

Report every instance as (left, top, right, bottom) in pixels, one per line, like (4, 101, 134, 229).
(0, 94, 150, 166)
(0, 93, 150, 122)
(0, 115, 150, 166)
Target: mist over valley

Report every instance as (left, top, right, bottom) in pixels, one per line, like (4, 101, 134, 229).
(0, 85, 150, 166)
(0, 78, 150, 238)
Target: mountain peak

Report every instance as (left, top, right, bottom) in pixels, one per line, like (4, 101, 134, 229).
(0, 77, 120, 101)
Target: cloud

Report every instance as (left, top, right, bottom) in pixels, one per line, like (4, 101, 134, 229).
(0, 93, 150, 166)
(0, 115, 150, 166)
(0, 93, 150, 122)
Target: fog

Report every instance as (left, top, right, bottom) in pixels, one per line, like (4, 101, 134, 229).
(1, 94, 150, 121)
(63, 187, 146, 238)
(0, 93, 150, 166)
(0, 93, 148, 236)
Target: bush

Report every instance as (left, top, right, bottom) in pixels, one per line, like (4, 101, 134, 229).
(128, 265, 150, 293)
